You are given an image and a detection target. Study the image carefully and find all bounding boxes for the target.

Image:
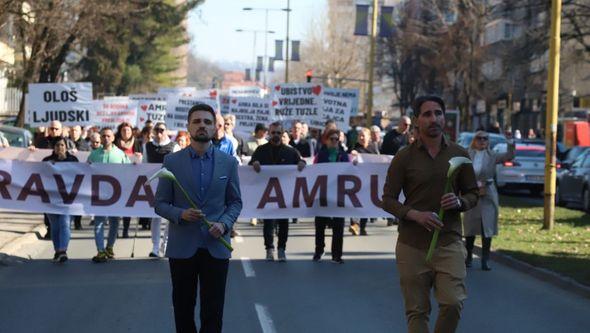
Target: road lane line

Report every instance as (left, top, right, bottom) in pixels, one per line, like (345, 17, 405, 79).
(241, 257, 256, 277)
(235, 236, 244, 243)
(255, 303, 277, 333)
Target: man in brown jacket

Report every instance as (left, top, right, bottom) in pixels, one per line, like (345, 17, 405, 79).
(382, 95, 478, 333)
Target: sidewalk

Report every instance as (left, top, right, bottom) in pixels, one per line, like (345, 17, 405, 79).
(0, 210, 45, 264)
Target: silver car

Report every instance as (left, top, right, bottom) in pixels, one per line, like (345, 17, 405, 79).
(494, 143, 556, 195)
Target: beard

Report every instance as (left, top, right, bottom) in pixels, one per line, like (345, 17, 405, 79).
(270, 135, 281, 144)
(191, 132, 211, 143)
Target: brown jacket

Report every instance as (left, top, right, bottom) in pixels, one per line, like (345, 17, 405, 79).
(382, 136, 479, 249)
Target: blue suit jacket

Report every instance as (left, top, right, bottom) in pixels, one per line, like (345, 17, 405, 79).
(155, 147, 242, 259)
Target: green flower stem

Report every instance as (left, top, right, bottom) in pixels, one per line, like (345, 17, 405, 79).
(425, 179, 452, 262)
(172, 179, 234, 252)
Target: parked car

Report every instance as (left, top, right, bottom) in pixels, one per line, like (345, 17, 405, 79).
(556, 149, 590, 212)
(457, 132, 507, 150)
(561, 146, 590, 169)
(0, 125, 33, 147)
(493, 142, 560, 195)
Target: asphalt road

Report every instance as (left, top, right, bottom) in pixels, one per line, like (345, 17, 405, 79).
(1, 219, 589, 333)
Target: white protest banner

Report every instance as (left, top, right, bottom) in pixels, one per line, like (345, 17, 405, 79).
(324, 87, 360, 115)
(136, 100, 167, 125)
(322, 95, 352, 132)
(93, 96, 138, 128)
(229, 86, 263, 97)
(158, 87, 197, 96)
(229, 97, 272, 136)
(27, 82, 93, 127)
(271, 83, 323, 128)
(220, 95, 231, 115)
(0, 160, 395, 218)
(165, 94, 218, 131)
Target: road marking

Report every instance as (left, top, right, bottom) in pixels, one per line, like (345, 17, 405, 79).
(235, 236, 244, 243)
(255, 303, 277, 333)
(241, 257, 255, 277)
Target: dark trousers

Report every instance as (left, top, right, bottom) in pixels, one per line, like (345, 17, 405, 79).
(315, 217, 344, 260)
(122, 217, 131, 235)
(359, 218, 368, 231)
(263, 219, 288, 250)
(169, 248, 229, 333)
(72, 215, 82, 229)
(465, 236, 492, 262)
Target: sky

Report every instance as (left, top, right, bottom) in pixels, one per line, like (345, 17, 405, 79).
(187, 0, 326, 70)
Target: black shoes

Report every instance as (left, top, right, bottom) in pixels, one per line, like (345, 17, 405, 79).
(331, 258, 344, 264)
(312, 251, 323, 261)
(149, 252, 159, 258)
(482, 260, 492, 271)
(52, 251, 68, 263)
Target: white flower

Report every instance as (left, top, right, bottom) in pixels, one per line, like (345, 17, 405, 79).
(146, 167, 176, 185)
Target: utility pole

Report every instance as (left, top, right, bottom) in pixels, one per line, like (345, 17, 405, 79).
(366, 0, 379, 128)
(285, 0, 291, 83)
(543, 0, 562, 230)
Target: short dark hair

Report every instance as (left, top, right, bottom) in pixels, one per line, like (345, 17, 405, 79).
(269, 121, 283, 130)
(255, 123, 268, 133)
(187, 103, 216, 123)
(412, 95, 446, 118)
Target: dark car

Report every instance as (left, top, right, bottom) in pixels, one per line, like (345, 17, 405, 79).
(561, 146, 590, 169)
(0, 125, 33, 147)
(556, 149, 590, 212)
(457, 132, 507, 150)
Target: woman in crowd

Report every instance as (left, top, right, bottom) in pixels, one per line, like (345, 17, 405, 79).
(115, 122, 143, 238)
(463, 130, 515, 271)
(348, 127, 378, 235)
(313, 129, 350, 264)
(175, 130, 190, 149)
(42, 137, 79, 263)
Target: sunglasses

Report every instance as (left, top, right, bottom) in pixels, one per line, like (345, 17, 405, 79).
(154, 128, 165, 133)
(49, 127, 60, 130)
(476, 136, 489, 141)
(329, 137, 339, 141)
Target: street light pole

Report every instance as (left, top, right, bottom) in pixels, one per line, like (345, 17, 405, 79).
(236, 28, 275, 84)
(366, 0, 379, 128)
(285, 0, 291, 83)
(543, 0, 562, 230)
(264, 9, 269, 88)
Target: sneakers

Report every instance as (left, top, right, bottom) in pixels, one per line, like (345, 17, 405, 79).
(349, 223, 360, 236)
(312, 251, 323, 262)
(105, 246, 115, 259)
(266, 249, 275, 261)
(57, 252, 68, 263)
(92, 251, 108, 263)
(332, 258, 344, 264)
(149, 252, 159, 258)
(360, 229, 368, 236)
(277, 249, 287, 262)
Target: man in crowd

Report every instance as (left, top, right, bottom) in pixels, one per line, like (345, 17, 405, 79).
(370, 125, 383, 153)
(144, 122, 180, 258)
(246, 123, 268, 155)
(289, 120, 313, 158)
(223, 114, 247, 156)
(211, 113, 237, 160)
(381, 115, 412, 156)
(33, 120, 74, 150)
(88, 132, 102, 150)
(155, 103, 242, 333)
(250, 122, 306, 262)
(69, 125, 90, 152)
(382, 95, 478, 333)
(88, 127, 131, 263)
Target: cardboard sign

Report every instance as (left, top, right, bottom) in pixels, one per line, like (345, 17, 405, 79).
(93, 96, 138, 128)
(136, 100, 167, 127)
(27, 82, 93, 127)
(324, 87, 360, 115)
(220, 95, 231, 115)
(166, 94, 218, 131)
(271, 83, 323, 128)
(229, 97, 272, 136)
(229, 86, 263, 97)
(322, 95, 352, 132)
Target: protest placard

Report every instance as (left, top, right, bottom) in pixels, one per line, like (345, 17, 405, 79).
(26, 82, 93, 127)
(322, 95, 352, 132)
(324, 87, 360, 115)
(229, 97, 272, 136)
(271, 83, 323, 128)
(136, 100, 167, 126)
(92, 96, 138, 128)
(165, 94, 218, 131)
(229, 85, 263, 97)
(220, 95, 231, 115)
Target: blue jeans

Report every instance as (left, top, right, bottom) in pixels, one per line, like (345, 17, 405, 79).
(94, 216, 120, 252)
(47, 214, 71, 251)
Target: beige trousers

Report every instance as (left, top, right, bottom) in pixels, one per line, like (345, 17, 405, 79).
(396, 240, 467, 333)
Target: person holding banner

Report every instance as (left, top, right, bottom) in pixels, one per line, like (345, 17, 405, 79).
(115, 122, 143, 238)
(42, 137, 79, 263)
(250, 121, 306, 262)
(382, 95, 478, 333)
(312, 129, 350, 264)
(145, 122, 180, 258)
(154, 103, 242, 333)
(289, 120, 313, 158)
(89, 128, 131, 263)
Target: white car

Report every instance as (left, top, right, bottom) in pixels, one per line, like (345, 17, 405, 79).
(494, 143, 560, 195)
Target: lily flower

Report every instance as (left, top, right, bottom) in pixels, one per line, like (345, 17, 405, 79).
(146, 168, 233, 252)
(426, 156, 472, 261)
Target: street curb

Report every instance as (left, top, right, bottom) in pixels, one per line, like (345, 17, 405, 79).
(474, 245, 590, 300)
(0, 223, 47, 262)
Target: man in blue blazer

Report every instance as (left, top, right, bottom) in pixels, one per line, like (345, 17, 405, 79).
(155, 103, 242, 333)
